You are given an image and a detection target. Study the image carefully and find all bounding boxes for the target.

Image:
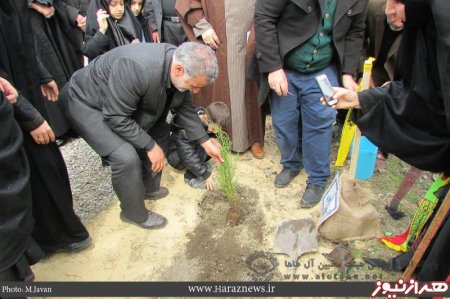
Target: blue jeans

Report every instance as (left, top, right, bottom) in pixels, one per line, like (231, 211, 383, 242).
(270, 65, 338, 186)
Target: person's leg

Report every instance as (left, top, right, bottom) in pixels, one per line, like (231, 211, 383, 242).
(181, 146, 209, 189)
(183, 145, 214, 190)
(167, 134, 185, 171)
(300, 66, 337, 186)
(299, 65, 337, 206)
(270, 70, 303, 187)
(375, 150, 388, 172)
(141, 153, 164, 196)
(386, 166, 422, 219)
(105, 142, 148, 223)
(142, 119, 171, 196)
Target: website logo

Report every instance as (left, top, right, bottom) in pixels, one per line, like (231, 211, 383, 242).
(371, 278, 449, 298)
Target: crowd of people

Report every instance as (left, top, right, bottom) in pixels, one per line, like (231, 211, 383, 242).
(0, 0, 448, 285)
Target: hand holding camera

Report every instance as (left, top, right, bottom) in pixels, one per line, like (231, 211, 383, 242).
(315, 74, 339, 106)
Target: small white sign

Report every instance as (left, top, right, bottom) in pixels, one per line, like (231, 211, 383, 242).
(317, 172, 340, 228)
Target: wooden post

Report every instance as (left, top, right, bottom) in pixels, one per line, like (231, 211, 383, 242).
(402, 189, 450, 280)
(349, 128, 361, 179)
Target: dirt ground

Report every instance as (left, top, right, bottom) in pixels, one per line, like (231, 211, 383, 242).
(31, 118, 427, 283)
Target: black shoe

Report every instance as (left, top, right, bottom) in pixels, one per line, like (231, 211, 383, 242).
(55, 237, 93, 253)
(145, 187, 169, 200)
(274, 167, 300, 188)
(55, 133, 72, 147)
(120, 211, 167, 229)
(101, 157, 110, 167)
(184, 177, 206, 189)
(56, 138, 69, 147)
(300, 184, 325, 208)
(385, 205, 406, 220)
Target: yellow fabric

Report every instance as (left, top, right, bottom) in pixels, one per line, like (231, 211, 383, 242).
(335, 58, 375, 167)
(380, 239, 408, 252)
(335, 110, 356, 166)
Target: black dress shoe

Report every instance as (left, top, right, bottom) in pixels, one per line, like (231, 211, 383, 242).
(145, 187, 169, 200)
(120, 211, 167, 229)
(55, 237, 93, 253)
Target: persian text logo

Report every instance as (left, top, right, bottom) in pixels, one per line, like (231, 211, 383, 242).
(371, 278, 449, 298)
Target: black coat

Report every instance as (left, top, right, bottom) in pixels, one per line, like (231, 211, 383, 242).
(0, 92, 34, 272)
(255, 0, 368, 75)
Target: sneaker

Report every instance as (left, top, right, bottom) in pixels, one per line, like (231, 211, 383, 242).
(274, 167, 300, 188)
(300, 184, 325, 208)
(184, 177, 206, 189)
(120, 211, 167, 229)
(145, 187, 169, 200)
(55, 237, 93, 253)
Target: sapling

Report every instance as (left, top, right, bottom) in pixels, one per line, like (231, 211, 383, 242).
(213, 124, 240, 225)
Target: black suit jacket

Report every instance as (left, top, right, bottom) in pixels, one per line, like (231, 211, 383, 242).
(62, 43, 209, 156)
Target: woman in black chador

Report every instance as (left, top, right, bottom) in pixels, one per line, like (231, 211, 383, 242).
(0, 0, 91, 255)
(0, 86, 45, 282)
(126, 0, 152, 43)
(83, 0, 143, 60)
(29, 0, 83, 139)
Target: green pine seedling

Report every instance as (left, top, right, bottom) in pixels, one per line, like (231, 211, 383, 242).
(214, 125, 238, 203)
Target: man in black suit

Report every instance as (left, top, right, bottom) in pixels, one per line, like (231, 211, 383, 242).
(59, 42, 222, 229)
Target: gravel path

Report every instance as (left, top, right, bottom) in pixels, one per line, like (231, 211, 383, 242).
(59, 138, 115, 221)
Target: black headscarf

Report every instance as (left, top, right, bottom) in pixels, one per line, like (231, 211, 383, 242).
(125, 0, 152, 42)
